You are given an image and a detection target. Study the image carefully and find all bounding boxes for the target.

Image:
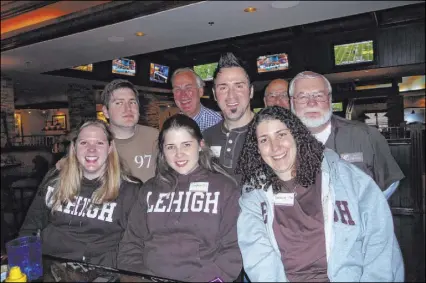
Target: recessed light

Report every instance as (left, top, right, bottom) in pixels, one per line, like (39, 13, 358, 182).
(271, 1, 300, 9)
(135, 32, 145, 37)
(108, 36, 125, 42)
(244, 7, 257, 13)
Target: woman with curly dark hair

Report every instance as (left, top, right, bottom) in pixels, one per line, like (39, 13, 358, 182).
(236, 106, 403, 282)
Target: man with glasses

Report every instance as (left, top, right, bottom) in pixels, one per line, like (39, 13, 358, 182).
(171, 68, 222, 132)
(289, 71, 404, 199)
(203, 52, 255, 176)
(263, 78, 290, 109)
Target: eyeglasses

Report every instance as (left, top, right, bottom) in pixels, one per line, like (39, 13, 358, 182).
(293, 92, 329, 104)
(265, 92, 289, 101)
(172, 85, 197, 94)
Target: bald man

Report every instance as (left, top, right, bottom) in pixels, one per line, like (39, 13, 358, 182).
(263, 78, 290, 109)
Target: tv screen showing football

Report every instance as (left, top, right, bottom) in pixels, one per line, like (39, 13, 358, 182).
(193, 62, 218, 81)
(334, 40, 374, 66)
(257, 53, 289, 73)
(112, 58, 136, 76)
(150, 63, 169, 83)
(332, 102, 343, 112)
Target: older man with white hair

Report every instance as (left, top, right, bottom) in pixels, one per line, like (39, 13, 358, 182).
(289, 71, 404, 199)
(171, 68, 222, 132)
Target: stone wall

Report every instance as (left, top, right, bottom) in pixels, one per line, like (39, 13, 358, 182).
(67, 83, 96, 131)
(1, 76, 15, 147)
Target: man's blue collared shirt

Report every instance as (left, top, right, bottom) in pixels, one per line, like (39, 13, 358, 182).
(193, 104, 223, 132)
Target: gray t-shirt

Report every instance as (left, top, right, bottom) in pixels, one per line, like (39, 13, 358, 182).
(114, 124, 159, 183)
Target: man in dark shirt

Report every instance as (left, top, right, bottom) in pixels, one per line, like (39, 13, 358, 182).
(203, 53, 255, 176)
(288, 71, 405, 199)
(203, 52, 254, 283)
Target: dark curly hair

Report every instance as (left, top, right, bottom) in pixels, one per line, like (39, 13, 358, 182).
(235, 106, 325, 193)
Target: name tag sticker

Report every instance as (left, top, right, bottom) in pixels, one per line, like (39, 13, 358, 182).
(274, 193, 295, 206)
(210, 146, 221, 157)
(189, 182, 209, 193)
(340, 152, 363, 163)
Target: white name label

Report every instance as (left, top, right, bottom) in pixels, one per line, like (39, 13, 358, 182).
(189, 182, 209, 193)
(210, 146, 222, 157)
(340, 152, 363, 163)
(274, 193, 295, 206)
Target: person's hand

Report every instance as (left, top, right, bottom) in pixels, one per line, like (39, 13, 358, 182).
(55, 158, 66, 170)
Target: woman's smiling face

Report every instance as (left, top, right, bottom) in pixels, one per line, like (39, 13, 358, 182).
(256, 119, 297, 181)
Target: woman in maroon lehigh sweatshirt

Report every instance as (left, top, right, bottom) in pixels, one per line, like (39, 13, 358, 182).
(118, 114, 242, 282)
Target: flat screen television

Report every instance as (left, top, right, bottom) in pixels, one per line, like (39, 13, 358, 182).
(150, 63, 169, 83)
(332, 102, 343, 112)
(71, 64, 93, 72)
(257, 53, 289, 73)
(193, 62, 218, 81)
(112, 58, 136, 76)
(333, 40, 374, 66)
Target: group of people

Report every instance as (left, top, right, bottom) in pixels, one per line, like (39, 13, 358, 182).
(18, 52, 405, 282)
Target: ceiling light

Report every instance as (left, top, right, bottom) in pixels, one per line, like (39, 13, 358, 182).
(135, 32, 145, 37)
(244, 7, 257, 13)
(271, 1, 300, 9)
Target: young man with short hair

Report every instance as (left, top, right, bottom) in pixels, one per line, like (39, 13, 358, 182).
(58, 79, 159, 183)
(100, 79, 159, 182)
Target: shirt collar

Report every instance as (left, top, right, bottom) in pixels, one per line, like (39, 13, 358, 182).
(220, 120, 250, 134)
(192, 104, 205, 121)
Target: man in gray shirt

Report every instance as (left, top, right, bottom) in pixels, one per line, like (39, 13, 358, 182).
(289, 71, 404, 199)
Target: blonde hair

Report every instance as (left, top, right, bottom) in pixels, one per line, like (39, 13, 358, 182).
(49, 119, 136, 211)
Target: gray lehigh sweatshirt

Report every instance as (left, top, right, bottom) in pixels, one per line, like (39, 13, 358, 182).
(117, 166, 242, 282)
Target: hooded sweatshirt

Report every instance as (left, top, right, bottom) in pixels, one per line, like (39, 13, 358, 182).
(20, 170, 141, 268)
(118, 166, 242, 282)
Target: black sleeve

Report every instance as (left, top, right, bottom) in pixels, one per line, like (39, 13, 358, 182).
(19, 169, 57, 237)
(119, 181, 142, 231)
(117, 180, 151, 272)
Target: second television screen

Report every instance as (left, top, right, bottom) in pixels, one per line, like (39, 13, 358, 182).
(112, 58, 136, 76)
(257, 53, 289, 73)
(150, 63, 169, 83)
(333, 40, 374, 66)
